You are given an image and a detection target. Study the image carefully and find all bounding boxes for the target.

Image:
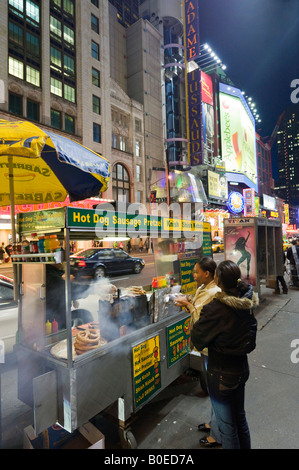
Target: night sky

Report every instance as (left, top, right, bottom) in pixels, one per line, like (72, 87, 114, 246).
(197, 0, 299, 176)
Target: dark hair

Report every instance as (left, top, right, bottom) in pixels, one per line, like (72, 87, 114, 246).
(216, 260, 249, 296)
(196, 257, 217, 277)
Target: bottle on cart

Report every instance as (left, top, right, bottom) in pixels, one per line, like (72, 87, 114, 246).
(45, 320, 52, 335)
(49, 234, 60, 260)
(51, 318, 58, 333)
(21, 238, 30, 261)
(30, 233, 39, 261)
(37, 236, 45, 262)
(43, 235, 52, 261)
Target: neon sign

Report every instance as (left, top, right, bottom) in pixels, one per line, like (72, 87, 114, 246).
(227, 191, 245, 214)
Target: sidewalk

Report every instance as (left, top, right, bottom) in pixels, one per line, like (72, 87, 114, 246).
(0, 281, 298, 449)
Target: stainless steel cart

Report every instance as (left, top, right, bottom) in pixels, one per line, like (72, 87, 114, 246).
(13, 206, 212, 448)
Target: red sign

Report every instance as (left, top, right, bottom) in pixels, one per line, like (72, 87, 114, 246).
(0, 197, 109, 215)
(201, 71, 213, 106)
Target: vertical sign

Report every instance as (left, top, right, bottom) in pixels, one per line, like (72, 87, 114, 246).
(184, 0, 200, 62)
(167, 317, 191, 367)
(133, 335, 161, 409)
(184, 0, 200, 164)
(187, 68, 202, 166)
(284, 204, 289, 225)
(201, 71, 215, 163)
(243, 188, 256, 217)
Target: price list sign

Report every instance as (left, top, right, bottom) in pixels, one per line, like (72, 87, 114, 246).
(132, 335, 161, 409)
(167, 317, 191, 367)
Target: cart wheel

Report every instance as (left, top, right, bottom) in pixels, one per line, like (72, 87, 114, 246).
(120, 429, 137, 449)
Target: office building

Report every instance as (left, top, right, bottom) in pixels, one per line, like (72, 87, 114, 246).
(275, 105, 299, 206)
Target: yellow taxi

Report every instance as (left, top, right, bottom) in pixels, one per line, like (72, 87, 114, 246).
(212, 239, 224, 253)
(283, 240, 291, 252)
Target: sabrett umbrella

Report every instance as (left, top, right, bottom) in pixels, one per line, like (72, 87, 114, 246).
(0, 119, 111, 241)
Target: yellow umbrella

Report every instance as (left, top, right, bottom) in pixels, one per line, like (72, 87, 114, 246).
(0, 119, 111, 240)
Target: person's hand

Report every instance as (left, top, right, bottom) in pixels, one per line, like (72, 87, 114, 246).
(174, 296, 191, 310)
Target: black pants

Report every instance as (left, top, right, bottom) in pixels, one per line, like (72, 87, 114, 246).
(276, 276, 288, 292)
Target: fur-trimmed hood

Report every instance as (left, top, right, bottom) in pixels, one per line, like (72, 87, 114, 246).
(214, 285, 259, 311)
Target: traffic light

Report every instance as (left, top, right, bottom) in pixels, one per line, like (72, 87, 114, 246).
(150, 191, 157, 203)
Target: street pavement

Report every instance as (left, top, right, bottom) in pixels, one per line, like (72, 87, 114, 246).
(0, 269, 298, 449)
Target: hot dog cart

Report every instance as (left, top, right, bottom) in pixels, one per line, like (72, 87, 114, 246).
(13, 206, 212, 448)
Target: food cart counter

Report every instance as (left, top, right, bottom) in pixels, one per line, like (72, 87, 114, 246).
(13, 206, 212, 447)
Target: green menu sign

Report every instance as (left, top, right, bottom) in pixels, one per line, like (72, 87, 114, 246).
(167, 316, 191, 367)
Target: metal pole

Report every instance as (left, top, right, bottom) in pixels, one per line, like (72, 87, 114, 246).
(64, 227, 72, 368)
(8, 156, 17, 301)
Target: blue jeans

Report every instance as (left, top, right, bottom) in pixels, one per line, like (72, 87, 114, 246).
(203, 355, 222, 444)
(207, 367, 251, 449)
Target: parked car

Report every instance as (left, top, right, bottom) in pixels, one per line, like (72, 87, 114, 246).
(70, 248, 145, 279)
(0, 274, 18, 356)
(212, 240, 224, 253)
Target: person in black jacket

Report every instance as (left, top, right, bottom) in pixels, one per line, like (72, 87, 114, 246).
(191, 260, 258, 449)
(286, 239, 299, 287)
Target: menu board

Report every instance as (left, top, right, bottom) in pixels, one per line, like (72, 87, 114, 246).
(167, 317, 191, 367)
(179, 257, 198, 295)
(132, 335, 161, 409)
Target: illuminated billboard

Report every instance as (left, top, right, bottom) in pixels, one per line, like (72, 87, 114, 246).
(219, 83, 258, 191)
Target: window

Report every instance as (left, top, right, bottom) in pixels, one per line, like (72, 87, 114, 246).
(50, 16, 62, 37)
(136, 164, 141, 182)
(50, 46, 62, 69)
(9, 92, 22, 116)
(135, 140, 141, 157)
(112, 133, 117, 149)
(91, 0, 98, 6)
(51, 77, 63, 96)
(27, 99, 39, 121)
(92, 68, 100, 87)
(8, 56, 24, 79)
(65, 114, 75, 133)
(112, 163, 130, 203)
(9, 0, 23, 14)
(114, 250, 128, 259)
(91, 41, 99, 60)
(63, 25, 74, 45)
(8, 21, 23, 46)
(64, 54, 75, 76)
(120, 136, 127, 152)
(63, 0, 74, 16)
(93, 123, 101, 143)
(51, 109, 61, 129)
(26, 65, 40, 86)
(64, 83, 75, 102)
(26, 31, 40, 57)
(91, 14, 99, 33)
(26, 0, 40, 24)
(135, 118, 141, 132)
(92, 95, 100, 114)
